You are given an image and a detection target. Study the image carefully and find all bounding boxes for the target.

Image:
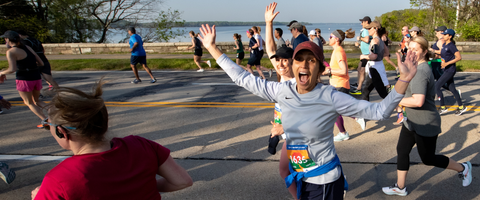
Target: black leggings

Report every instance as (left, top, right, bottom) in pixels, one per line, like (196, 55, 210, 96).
(397, 125, 449, 171)
(435, 69, 462, 106)
(360, 68, 388, 101)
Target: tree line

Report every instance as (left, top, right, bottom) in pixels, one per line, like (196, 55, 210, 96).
(0, 0, 185, 43)
(378, 0, 480, 41)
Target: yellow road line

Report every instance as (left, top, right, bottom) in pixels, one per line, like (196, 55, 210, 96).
(9, 101, 480, 110)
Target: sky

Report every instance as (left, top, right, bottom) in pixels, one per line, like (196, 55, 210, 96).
(162, 0, 413, 23)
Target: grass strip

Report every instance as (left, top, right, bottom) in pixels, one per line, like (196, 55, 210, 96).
(0, 58, 479, 72)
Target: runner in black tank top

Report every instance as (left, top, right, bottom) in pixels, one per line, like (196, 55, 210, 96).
(187, 31, 211, 72)
(0, 31, 47, 128)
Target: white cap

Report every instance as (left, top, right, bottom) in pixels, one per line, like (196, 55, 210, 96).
(308, 30, 316, 36)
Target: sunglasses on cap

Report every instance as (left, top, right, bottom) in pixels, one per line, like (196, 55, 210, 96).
(42, 117, 77, 138)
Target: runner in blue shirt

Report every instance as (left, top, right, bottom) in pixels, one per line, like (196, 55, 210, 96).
(128, 27, 156, 84)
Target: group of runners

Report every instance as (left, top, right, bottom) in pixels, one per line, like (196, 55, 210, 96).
(0, 1, 474, 199)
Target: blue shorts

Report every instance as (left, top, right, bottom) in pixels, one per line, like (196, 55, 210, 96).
(131, 56, 147, 65)
(300, 175, 345, 200)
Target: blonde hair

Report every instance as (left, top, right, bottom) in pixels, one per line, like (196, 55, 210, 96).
(410, 36, 432, 61)
(48, 79, 108, 143)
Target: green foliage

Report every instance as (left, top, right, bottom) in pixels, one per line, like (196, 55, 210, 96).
(0, 15, 49, 42)
(156, 9, 186, 42)
(459, 22, 480, 42)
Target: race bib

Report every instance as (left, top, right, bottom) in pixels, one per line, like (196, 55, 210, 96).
(287, 145, 316, 172)
(274, 105, 282, 124)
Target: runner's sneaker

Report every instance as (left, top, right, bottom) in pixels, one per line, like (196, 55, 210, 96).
(455, 106, 468, 116)
(197, 69, 204, 72)
(349, 89, 362, 95)
(0, 162, 15, 184)
(382, 183, 408, 196)
(356, 118, 366, 131)
(334, 132, 350, 142)
(131, 79, 141, 84)
(150, 78, 156, 83)
(37, 124, 45, 129)
(268, 69, 273, 78)
(48, 85, 53, 91)
(207, 60, 211, 68)
(459, 161, 472, 187)
(438, 107, 448, 115)
(0, 109, 3, 114)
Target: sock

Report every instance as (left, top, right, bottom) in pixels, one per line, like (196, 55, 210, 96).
(441, 106, 446, 109)
(459, 105, 464, 109)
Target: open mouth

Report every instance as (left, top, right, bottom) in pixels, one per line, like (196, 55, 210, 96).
(298, 72, 310, 84)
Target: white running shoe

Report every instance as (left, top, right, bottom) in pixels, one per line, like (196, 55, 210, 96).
(356, 118, 366, 131)
(382, 183, 408, 196)
(197, 69, 204, 72)
(334, 132, 350, 142)
(459, 161, 473, 187)
(207, 60, 211, 68)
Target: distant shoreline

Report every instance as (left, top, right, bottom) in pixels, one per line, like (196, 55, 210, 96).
(179, 21, 313, 27)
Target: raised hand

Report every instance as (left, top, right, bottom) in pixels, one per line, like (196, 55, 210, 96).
(265, 2, 279, 23)
(396, 50, 417, 82)
(198, 24, 216, 50)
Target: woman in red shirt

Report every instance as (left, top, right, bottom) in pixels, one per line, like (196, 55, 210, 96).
(31, 79, 192, 200)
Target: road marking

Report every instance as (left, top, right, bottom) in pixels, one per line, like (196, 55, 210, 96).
(0, 155, 69, 161)
(9, 101, 480, 110)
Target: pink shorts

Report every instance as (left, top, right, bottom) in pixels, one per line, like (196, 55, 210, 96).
(16, 79, 43, 92)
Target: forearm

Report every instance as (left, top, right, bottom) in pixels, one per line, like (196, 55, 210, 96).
(265, 22, 276, 57)
(399, 97, 421, 108)
(361, 36, 370, 43)
(156, 177, 192, 192)
(131, 43, 138, 50)
(368, 53, 378, 60)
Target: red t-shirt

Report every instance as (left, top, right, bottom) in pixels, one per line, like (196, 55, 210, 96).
(35, 135, 170, 200)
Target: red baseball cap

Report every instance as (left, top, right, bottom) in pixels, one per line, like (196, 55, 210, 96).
(292, 41, 324, 63)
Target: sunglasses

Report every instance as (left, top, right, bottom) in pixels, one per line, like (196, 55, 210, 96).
(42, 117, 77, 138)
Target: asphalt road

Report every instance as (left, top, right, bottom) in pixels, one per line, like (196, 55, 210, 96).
(0, 70, 479, 199)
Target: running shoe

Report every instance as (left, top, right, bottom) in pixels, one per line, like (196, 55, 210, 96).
(350, 83, 358, 87)
(356, 118, 366, 131)
(455, 106, 468, 116)
(459, 161, 472, 187)
(349, 89, 362, 95)
(0, 109, 3, 114)
(197, 69, 204, 72)
(268, 69, 273, 78)
(395, 113, 404, 125)
(387, 85, 394, 94)
(207, 60, 211, 68)
(131, 79, 141, 84)
(438, 107, 448, 115)
(382, 183, 408, 196)
(150, 78, 156, 83)
(0, 162, 15, 184)
(37, 124, 45, 129)
(334, 132, 350, 142)
(48, 85, 53, 91)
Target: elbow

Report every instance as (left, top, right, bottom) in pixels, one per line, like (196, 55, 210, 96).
(179, 176, 193, 189)
(414, 101, 424, 108)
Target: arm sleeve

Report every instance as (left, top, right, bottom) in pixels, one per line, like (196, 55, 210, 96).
(131, 36, 139, 44)
(216, 54, 280, 102)
(332, 89, 404, 120)
(451, 44, 459, 53)
(132, 136, 170, 167)
(34, 176, 66, 200)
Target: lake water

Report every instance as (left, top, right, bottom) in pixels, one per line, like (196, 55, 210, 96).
(109, 23, 363, 43)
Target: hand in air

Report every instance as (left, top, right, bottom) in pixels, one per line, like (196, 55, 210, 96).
(198, 24, 216, 50)
(265, 2, 279, 23)
(396, 50, 417, 82)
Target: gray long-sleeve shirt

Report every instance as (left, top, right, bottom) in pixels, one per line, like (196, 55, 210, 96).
(216, 53, 404, 185)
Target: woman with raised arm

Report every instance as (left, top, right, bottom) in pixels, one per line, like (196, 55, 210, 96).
(263, 4, 297, 199)
(382, 36, 472, 197)
(198, 3, 418, 199)
(0, 31, 46, 128)
(31, 79, 192, 200)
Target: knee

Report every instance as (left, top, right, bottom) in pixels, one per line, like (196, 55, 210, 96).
(279, 166, 290, 179)
(420, 155, 436, 166)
